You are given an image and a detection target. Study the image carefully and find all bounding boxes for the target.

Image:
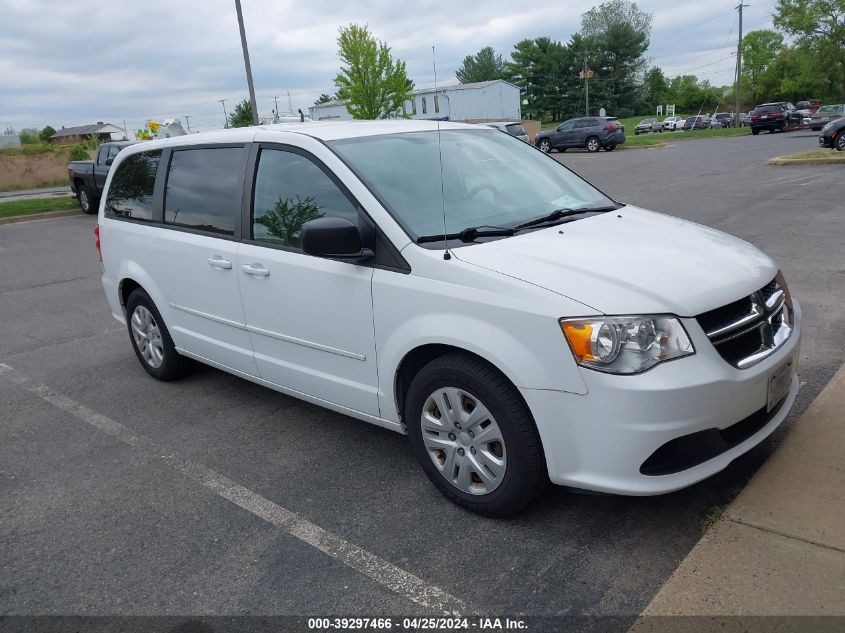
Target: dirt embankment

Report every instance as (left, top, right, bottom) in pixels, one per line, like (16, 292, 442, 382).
(0, 151, 92, 191)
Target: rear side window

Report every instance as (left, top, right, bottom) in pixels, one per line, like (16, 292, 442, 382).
(164, 147, 245, 236)
(105, 150, 161, 221)
(251, 148, 358, 249)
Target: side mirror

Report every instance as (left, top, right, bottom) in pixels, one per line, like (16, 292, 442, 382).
(301, 217, 373, 262)
(105, 158, 114, 166)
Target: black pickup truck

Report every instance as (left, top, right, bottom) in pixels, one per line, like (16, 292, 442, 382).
(68, 141, 136, 213)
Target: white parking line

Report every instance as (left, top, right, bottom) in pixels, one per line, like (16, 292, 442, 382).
(0, 362, 466, 615)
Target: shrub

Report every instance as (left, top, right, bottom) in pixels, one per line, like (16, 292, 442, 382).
(68, 144, 90, 161)
(19, 128, 40, 145)
(615, 107, 634, 119)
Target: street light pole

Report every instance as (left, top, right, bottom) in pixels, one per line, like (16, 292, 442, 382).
(218, 98, 229, 128)
(234, 0, 259, 125)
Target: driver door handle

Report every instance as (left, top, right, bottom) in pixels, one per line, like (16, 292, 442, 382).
(241, 263, 270, 278)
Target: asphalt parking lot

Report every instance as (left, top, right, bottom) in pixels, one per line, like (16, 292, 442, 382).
(1, 130, 843, 620)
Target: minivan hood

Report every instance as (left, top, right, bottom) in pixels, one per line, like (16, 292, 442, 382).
(452, 207, 777, 316)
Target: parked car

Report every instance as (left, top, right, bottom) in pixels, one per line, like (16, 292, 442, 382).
(795, 100, 821, 115)
(819, 116, 845, 151)
(634, 118, 662, 134)
(535, 117, 626, 153)
(662, 116, 683, 131)
(484, 121, 530, 142)
(809, 104, 845, 131)
(750, 103, 803, 134)
(683, 116, 710, 131)
(68, 141, 136, 213)
(711, 112, 735, 128)
(96, 121, 801, 516)
(739, 112, 752, 126)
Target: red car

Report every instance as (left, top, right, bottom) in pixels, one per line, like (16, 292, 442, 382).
(683, 116, 710, 131)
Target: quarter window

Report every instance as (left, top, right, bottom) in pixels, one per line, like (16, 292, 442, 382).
(105, 150, 161, 221)
(164, 147, 245, 236)
(251, 149, 358, 249)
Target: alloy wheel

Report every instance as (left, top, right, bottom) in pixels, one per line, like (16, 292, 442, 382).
(79, 190, 90, 212)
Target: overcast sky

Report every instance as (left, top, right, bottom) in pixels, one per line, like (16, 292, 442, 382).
(1, 0, 777, 132)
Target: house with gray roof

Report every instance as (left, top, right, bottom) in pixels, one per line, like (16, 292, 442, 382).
(50, 122, 127, 144)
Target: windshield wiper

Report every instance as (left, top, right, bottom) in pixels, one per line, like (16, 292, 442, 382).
(416, 225, 516, 244)
(514, 205, 618, 231)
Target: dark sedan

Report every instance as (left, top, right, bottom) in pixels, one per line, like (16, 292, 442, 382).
(683, 116, 710, 131)
(819, 117, 845, 151)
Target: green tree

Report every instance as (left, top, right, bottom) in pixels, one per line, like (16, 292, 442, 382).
(774, 0, 845, 99)
(507, 37, 573, 120)
(741, 30, 785, 105)
(18, 128, 40, 145)
(228, 99, 255, 128)
(314, 93, 335, 105)
(579, 0, 653, 115)
(39, 125, 56, 143)
(456, 46, 507, 83)
(333, 24, 413, 119)
(640, 67, 669, 110)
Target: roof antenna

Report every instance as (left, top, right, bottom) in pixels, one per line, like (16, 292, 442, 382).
(432, 45, 450, 260)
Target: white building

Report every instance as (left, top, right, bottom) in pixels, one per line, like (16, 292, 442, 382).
(308, 80, 522, 123)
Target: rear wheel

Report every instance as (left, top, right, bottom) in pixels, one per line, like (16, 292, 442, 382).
(405, 353, 546, 517)
(77, 185, 97, 214)
(585, 136, 600, 153)
(752, 128, 760, 135)
(836, 134, 845, 151)
(125, 289, 189, 381)
(605, 145, 616, 152)
(538, 138, 551, 153)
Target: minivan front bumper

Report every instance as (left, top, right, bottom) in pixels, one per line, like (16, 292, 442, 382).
(520, 303, 802, 495)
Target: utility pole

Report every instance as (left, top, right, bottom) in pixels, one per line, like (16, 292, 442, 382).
(286, 89, 293, 114)
(579, 54, 593, 117)
(234, 0, 258, 125)
(273, 96, 280, 120)
(183, 115, 191, 132)
(218, 98, 229, 128)
(735, 3, 749, 127)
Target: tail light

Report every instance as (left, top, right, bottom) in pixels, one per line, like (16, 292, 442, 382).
(94, 224, 102, 262)
(604, 123, 615, 131)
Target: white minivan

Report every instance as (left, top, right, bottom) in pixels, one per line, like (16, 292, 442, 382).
(96, 120, 801, 516)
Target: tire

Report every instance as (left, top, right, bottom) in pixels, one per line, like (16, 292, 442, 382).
(837, 134, 845, 152)
(585, 136, 601, 153)
(558, 147, 567, 153)
(125, 289, 189, 381)
(77, 184, 98, 214)
(752, 128, 760, 135)
(605, 145, 616, 151)
(405, 353, 546, 517)
(538, 139, 551, 153)
(634, 130, 640, 135)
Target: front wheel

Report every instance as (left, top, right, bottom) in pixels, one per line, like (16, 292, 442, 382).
(77, 185, 98, 214)
(537, 139, 551, 153)
(405, 353, 546, 517)
(125, 289, 189, 381)
(585, 136, 601, 153)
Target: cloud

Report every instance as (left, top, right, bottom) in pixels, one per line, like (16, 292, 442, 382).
(0, 0, 777, 130)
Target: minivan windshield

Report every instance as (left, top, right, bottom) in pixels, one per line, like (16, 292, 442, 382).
(329, 129, 615, 242)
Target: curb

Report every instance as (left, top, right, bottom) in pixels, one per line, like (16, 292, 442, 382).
(630, 363, 845, 623)
(0, 209, 83, 225)
(767, 155, 845, 165)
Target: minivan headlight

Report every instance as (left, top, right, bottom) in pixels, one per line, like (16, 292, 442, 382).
(560, 316, 694, 374)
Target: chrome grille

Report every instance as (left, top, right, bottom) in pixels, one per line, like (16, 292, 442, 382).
(696, 278, 792, 369)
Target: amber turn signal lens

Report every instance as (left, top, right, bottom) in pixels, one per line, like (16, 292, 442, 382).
(561, 322, 594, 361)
